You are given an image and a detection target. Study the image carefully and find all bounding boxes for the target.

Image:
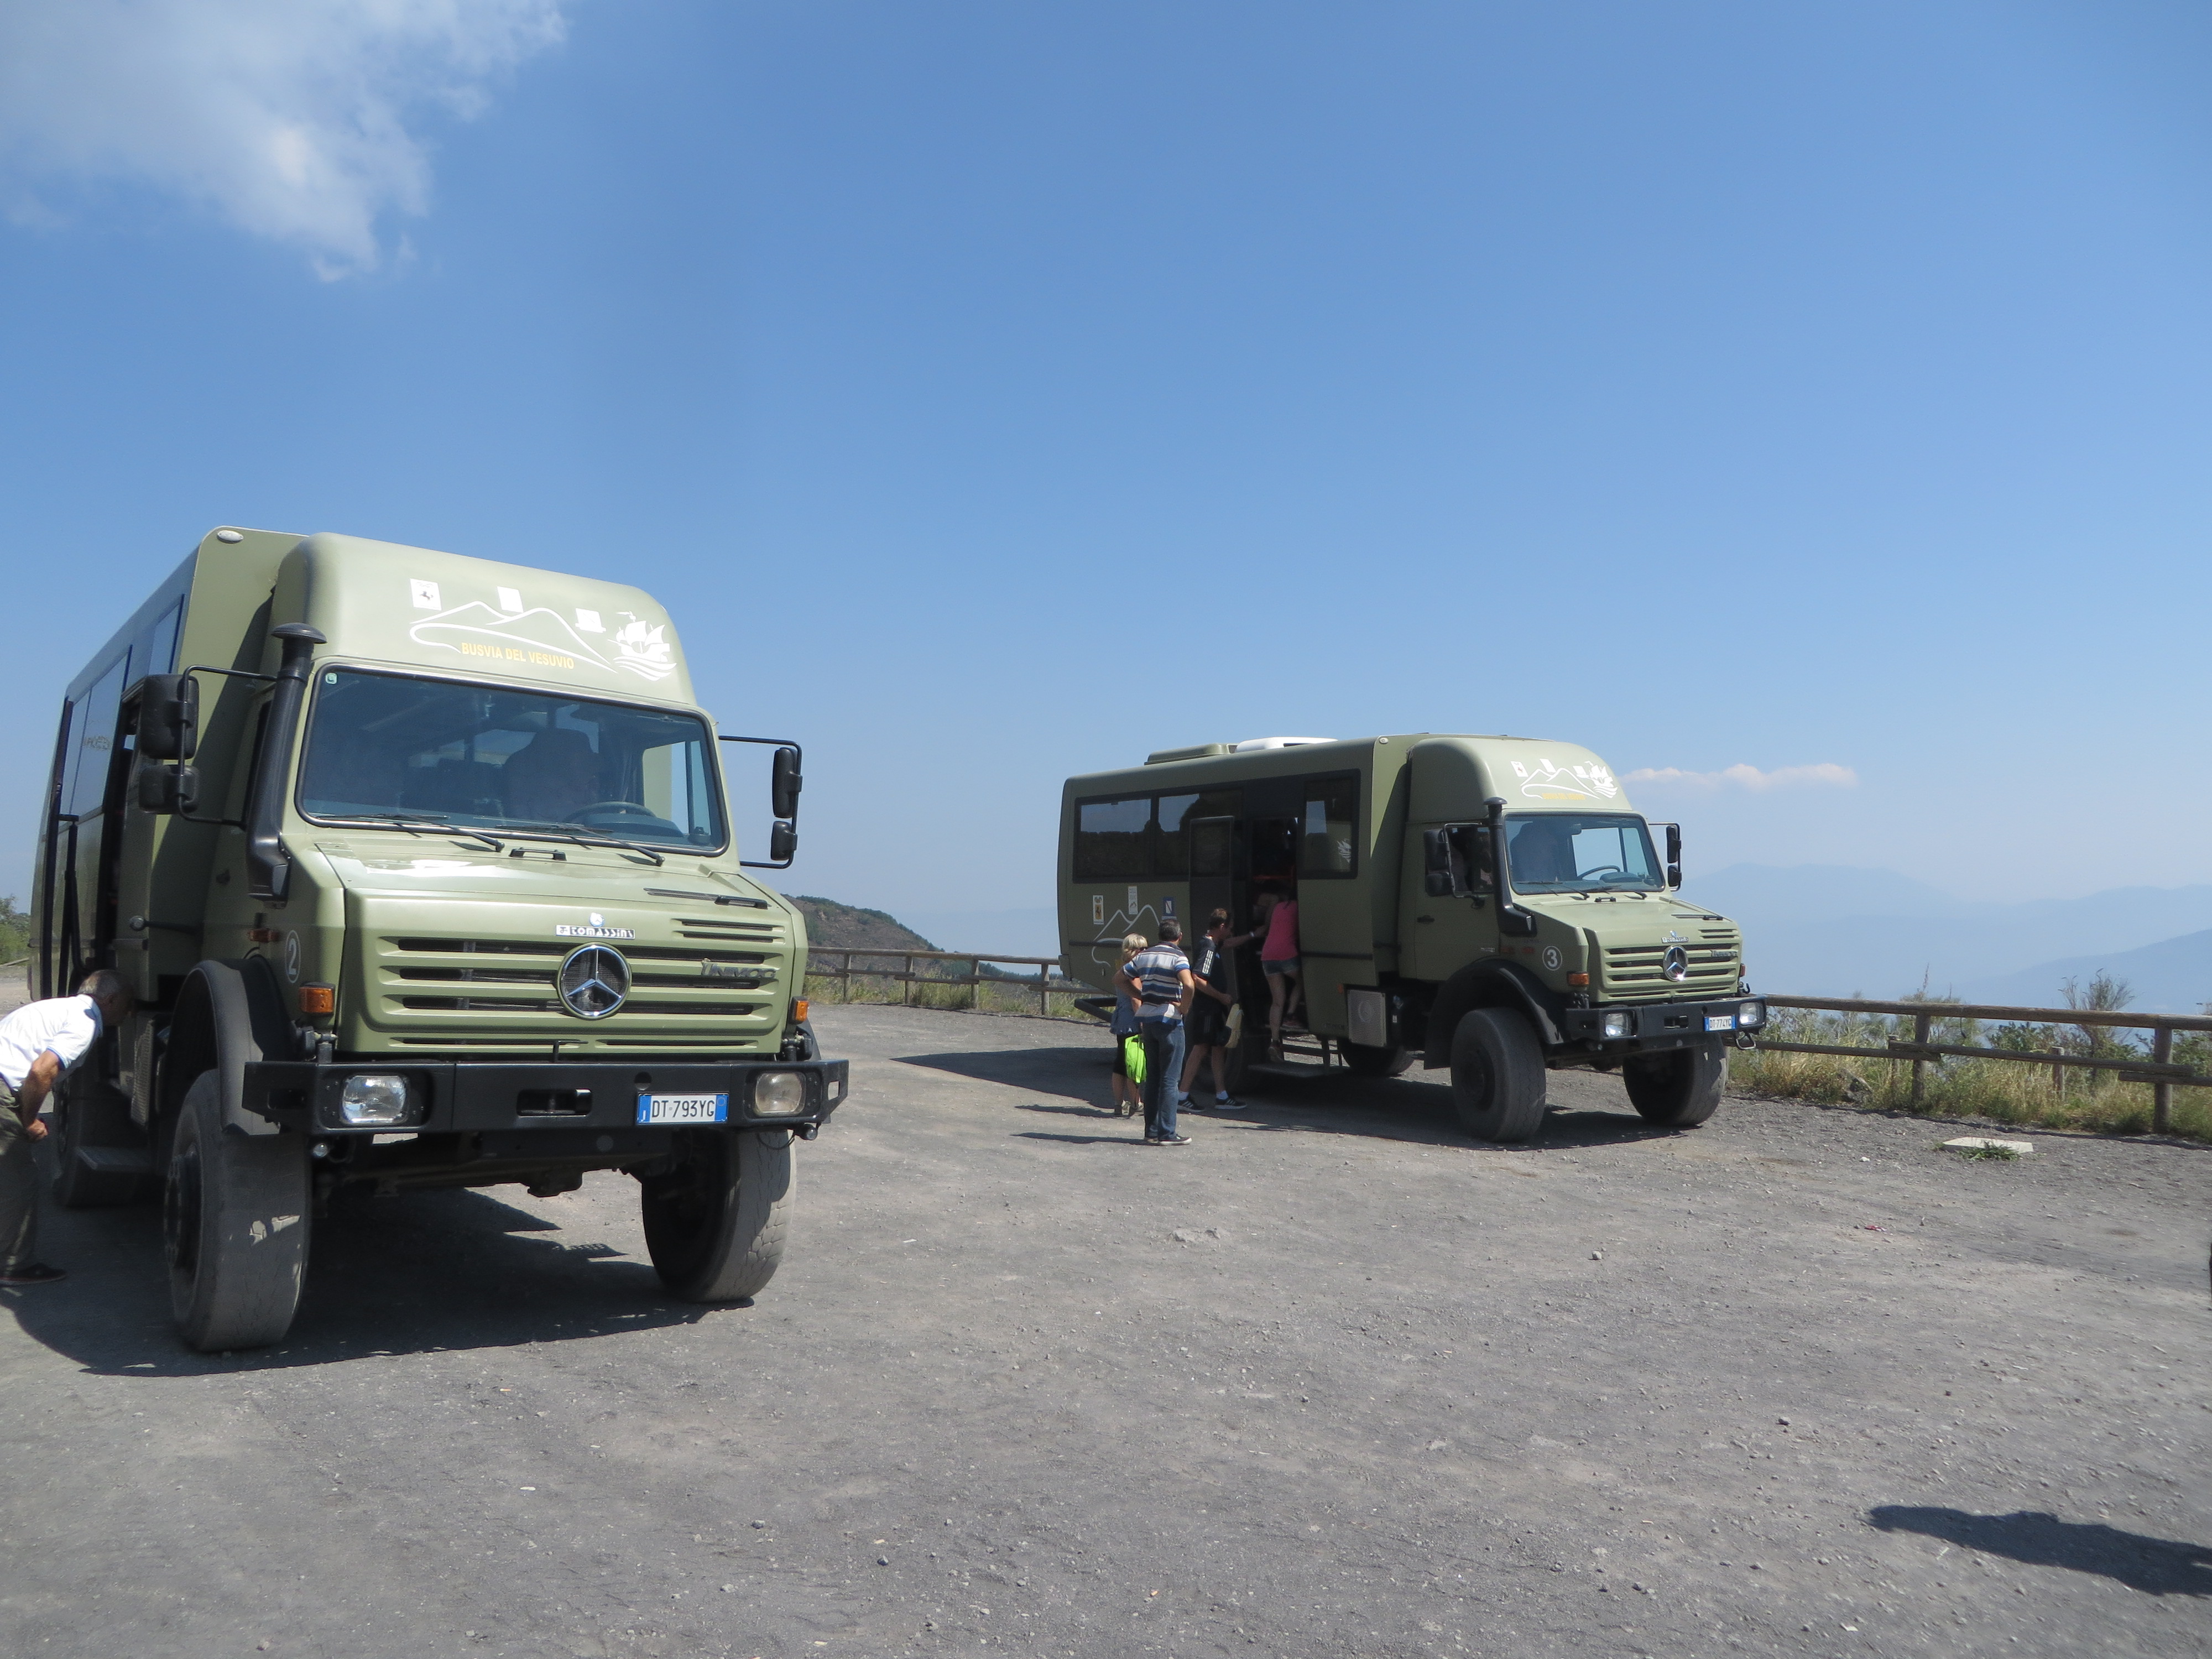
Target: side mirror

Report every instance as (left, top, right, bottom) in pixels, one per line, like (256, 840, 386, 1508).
(1421, 828, 1455, 897)
(768, 820, 797, 863)
(138, 674, 199, 761)
(1663, 822, 1682, 889)
(770, 747, 802, 820)
(137, 763, 200, 816)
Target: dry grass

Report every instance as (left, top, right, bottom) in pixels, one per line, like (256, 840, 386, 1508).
(1730, 1004, 2211, 1142)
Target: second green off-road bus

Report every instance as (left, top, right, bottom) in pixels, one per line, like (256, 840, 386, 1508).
(1058, 734, 1765, 1141)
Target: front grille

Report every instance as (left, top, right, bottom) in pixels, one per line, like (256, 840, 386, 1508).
(367, 932, 785, 1037)
(1600, 925, 1742, 1003)
(398, 995, 759, 1016)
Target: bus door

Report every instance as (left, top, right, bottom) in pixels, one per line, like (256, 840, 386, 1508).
(1187, 814, 1243, 948)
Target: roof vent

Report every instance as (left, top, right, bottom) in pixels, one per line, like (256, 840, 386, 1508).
(1145, 743, 1232, 765)
(1231, 736, 1334, 752)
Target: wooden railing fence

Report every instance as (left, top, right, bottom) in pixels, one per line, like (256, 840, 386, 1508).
(799, 952, 2208, 1135)
(804, 948, 1088, 1017)
(1753, 994, 2212, 1133)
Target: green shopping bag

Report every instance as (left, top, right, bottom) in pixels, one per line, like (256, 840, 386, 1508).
(1123, 1033, 1147, 1086)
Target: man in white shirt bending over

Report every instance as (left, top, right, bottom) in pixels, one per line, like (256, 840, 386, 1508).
(0, 969, 135, 1286)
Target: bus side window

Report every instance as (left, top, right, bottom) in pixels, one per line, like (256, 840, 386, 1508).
(139, 600, 182, 680)
(65, 658, 128, 818)
(1298, 774, 1358, 878)
(1074, 796, 1152, 879)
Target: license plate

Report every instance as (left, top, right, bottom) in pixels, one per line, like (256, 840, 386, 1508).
(1704, 1015, 1736, 1032)
(636, 1092, 728, 1125)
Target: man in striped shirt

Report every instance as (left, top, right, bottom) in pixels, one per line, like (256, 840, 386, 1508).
(1117, 920, 1196, 1145)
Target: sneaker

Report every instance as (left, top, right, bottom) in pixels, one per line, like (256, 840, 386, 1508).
(0, 1262, 66, 1286)
(1156, 1133, 1192, 1146)
(1212, 1095, 1246, 1111)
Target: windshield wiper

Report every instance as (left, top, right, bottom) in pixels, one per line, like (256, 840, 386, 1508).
(336, 813, 504, 854)
(501, 821, 667, 867)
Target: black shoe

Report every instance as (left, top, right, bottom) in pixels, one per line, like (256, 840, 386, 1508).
(0, 1262, 66, 1286)
(1156, 1133, 1192, 1145)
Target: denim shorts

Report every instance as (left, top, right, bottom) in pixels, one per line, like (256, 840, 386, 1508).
(1262, 957, 1300, 977)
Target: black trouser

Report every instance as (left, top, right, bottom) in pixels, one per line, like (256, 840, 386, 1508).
(0, 1079, 36, 1272)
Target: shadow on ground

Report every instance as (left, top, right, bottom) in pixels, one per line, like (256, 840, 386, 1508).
(1868, 1506, 2212, 1596)
(900, 1046, 1682, 1151)
(3, 1177, 714, 1379)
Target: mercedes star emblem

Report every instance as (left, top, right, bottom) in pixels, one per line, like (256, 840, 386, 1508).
(1661, 944, 1691, 983)
(558, 943, 630, 1019)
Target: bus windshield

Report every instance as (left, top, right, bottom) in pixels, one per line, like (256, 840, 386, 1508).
(297, 669, 726, 849)
(1504, 812, 1662, 893)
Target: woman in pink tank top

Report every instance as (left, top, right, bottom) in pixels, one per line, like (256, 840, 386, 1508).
(1256, 889, 1301, 1058)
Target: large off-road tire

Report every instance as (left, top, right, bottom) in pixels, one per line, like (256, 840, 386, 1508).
(1623, 1040, 1727, 1128)
(641, 1128, 794, 1302)
(1448, 1008, 1550, 1142)
(53, 1079, 152, 1209)
(1342, 1041, 1415, 1078)
(164, 1070, 311, 1352)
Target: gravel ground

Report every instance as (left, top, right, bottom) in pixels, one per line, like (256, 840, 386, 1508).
(1, 1000, 2206, 1659)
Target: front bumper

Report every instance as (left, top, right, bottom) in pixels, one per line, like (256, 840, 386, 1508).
(240, 1057, 850, 1138)
(1555, 997, 1766, 1051)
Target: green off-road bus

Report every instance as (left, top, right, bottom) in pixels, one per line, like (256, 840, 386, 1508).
(1058, 734, 1764, 1141)
(32, 526, 845, 1350)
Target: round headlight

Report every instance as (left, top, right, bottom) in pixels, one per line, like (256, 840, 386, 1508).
(752, 1071, 807, 1117)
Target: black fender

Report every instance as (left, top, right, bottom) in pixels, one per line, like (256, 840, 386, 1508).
(161, 959, 298, 1138)
(1421, 960, 1564, 1069)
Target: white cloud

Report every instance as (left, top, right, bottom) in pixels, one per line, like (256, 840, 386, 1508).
(0, 0, 567, 278)
(1625, 762, 1858, 792)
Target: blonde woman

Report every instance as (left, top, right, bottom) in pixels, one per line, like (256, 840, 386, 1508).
(1108, 932, 1147, 1115)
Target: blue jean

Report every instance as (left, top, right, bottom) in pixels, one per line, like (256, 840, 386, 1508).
(1139, 1020, 1185, 1138)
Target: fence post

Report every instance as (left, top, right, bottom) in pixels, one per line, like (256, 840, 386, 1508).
(1038, 961, 1050, 1016)
(902, 954, 913, 1007)
(1911, 1011, 1932, 1107)
(972, 959, 982, 1012)
(2154, 1023, 2174, 1134)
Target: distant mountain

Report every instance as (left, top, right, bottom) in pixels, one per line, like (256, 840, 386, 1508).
(1961, 930, 2212, 1016)
(1686, 864, 2212, 1003)
(787, 896, 939, 954)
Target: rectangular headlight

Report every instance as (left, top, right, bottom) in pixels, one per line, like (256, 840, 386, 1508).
(751, 1071, 807, 1117)
(339, 1073, 413, 1126)
(1600, 1010, 1633, 1040)
(1739, 999, 1766, 1030)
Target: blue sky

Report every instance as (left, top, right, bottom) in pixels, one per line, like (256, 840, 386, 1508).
(3, 2, 2209, 953)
